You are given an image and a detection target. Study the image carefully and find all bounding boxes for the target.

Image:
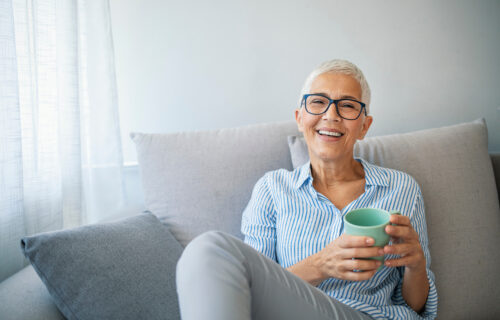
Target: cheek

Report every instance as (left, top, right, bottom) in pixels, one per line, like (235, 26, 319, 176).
(301, 115, 319, 130)
(345, 125, 364, 142)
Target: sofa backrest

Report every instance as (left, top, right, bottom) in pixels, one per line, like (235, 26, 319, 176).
(132, 120, 299, 246)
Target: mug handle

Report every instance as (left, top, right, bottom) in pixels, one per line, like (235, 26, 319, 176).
(389, 210, 401, 226)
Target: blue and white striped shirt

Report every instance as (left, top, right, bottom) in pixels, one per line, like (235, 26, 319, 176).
(241, 158, 438, 319)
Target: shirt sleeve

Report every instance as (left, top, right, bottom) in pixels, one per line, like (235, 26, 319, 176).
(241, 173, 277, 262)
(391, 188, 438, 319)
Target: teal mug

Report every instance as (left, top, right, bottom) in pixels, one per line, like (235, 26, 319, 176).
(343, 208, 400, 268)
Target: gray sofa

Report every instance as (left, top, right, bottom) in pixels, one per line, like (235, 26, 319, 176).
(0, 119, 499, 319)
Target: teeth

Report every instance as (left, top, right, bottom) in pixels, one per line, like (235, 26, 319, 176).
(318, 130, 342, 137)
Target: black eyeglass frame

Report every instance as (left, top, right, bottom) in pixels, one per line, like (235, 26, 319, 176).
(301, 94, 367, 120)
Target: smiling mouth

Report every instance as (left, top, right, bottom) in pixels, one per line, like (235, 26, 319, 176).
(317, 130, 344, 137)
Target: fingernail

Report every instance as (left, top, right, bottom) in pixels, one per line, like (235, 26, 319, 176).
(366, 238, 374, 245)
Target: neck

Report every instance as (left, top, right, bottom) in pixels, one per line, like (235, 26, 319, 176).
(310, 156, 364, 190)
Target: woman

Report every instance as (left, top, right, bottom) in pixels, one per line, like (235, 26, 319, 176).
(176, 59, 438, 319)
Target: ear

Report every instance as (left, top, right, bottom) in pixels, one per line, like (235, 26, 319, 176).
(358, 115, 373, 140)
(295, 108, 304, 132)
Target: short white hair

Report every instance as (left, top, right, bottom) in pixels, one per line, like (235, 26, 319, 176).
(298, 59, 371, 114)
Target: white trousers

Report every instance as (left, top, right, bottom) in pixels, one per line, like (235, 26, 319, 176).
(176, 231, 372, 320)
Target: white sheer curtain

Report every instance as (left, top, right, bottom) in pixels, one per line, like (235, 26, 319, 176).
(0, 0, 125, 282)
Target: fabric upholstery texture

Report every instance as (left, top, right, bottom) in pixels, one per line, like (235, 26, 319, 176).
(20, 212, 183, 320)
(131, 120, 300, 247)
(0, 265, 65, 320)
(287, 119, 500, 318)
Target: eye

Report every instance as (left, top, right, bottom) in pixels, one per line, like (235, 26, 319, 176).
(311, 99, 326, 105)
(342, 103, 356, 109)
(339, 101, 361, 110)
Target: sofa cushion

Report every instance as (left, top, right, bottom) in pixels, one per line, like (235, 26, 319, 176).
(21, 212, 183, 320)
(288, 119, 500, 318)
(0, 265, 65, 320)
(131, 120, 299, 246)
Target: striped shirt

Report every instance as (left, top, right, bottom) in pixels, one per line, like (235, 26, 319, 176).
(241, 158, 438, 320)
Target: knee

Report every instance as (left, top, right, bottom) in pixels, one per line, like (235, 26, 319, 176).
(176, 231, 238, 278)
(191, 230, 231, 248)
(181, 231, 231, 258)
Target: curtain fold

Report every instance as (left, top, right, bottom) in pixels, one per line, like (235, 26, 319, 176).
(0, 0, 27, 284)
(0, 0, 125, 282)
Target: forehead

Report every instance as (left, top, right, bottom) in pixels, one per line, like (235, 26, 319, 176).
(309, 73, 362, 100)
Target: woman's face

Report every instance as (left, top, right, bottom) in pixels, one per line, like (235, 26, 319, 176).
(295, 72, 373, 164)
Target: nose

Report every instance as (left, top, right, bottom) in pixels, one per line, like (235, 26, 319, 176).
(322, 102, 341, 122)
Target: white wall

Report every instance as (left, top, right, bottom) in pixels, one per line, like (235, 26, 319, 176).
(110, 0, 500, 166)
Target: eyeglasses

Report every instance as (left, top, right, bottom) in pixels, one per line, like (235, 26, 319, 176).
(302, 94, 367, 120)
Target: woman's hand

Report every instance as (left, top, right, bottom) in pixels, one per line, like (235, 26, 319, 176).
(383, 215, 426, 271)
(313, 234, 384, 282)
(384, 214, 430, 313)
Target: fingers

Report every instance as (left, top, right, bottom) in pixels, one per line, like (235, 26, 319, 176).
(337, 234, 376, 249)
(323, 235, 385, 281)
(384, 255, 427, 268)
(342, 247, 384, 259)
(383, 243, 413, 256)
(386, 256, 427, 271)
(341, 259, 381, 281)
(385, 224, 417, 240)
(384, 256, 412, 267)
(389, 214, 411, 226)
(384, 243, 427, 269)
(344, 258, 382, 272)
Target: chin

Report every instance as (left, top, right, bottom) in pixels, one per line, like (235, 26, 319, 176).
(312, 151, 341, 163)
(311, 146, 353, 163)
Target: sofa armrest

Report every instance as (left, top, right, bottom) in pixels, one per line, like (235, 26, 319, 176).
(0, 265, 64, 320)
(491, 153, 500, 203)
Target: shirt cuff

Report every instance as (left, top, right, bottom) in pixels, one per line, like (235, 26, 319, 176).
(418, 269, 438, 319)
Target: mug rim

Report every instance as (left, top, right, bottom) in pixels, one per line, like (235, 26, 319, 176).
(343, 208, 391, 229)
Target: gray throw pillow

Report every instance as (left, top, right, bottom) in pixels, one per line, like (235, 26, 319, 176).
(287, 119, 500, 318)
(21, 212, 183, 320)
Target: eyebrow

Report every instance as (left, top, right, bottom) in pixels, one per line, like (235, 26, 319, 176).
(312, 92, 360, 101)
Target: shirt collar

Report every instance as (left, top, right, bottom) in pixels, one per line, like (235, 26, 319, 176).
(294, 158, 389, 190)
(294, 161, 313, 189)
(358, 158, 389, 187)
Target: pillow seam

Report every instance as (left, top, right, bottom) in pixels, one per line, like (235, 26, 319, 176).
(29, 257, 81, 320)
